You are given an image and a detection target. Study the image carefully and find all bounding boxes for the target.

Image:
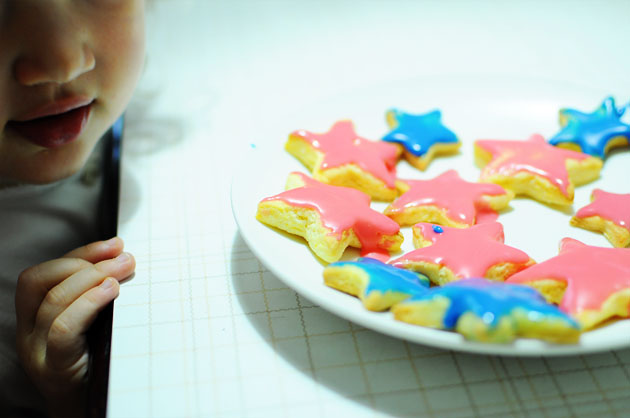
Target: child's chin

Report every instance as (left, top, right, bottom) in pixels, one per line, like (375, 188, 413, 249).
(14, 168, 80, 185)
(14, 153, 90, 185)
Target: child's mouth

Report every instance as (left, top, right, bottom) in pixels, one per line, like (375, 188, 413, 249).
(8, 103, 93, 149)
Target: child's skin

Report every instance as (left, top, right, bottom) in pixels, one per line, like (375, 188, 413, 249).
(1, 0, 145, 416)
(16, 238, 136, 416)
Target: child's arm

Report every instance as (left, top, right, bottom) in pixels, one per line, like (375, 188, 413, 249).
(15, 237, 135, 418)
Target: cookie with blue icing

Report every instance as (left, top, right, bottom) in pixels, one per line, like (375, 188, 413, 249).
(383, 108, 461, 170)
(392, 278, 580, 343)
(324, 257, 429, 311)
(549, 97, 630, 158)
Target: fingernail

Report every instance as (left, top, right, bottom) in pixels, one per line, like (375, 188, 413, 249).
(104, 237, 119, 247)
(115, 252, 131, 264)
(100, 278, 115, 290)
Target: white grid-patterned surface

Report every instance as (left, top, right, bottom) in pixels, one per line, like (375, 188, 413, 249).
(109, 1, 630, 417)
(109, 129, 630, 417)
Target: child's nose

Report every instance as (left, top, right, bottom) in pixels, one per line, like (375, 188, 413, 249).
(12, 21, 96, 86)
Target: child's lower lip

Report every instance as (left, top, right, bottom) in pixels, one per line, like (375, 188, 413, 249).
(8, 104, 92, 149)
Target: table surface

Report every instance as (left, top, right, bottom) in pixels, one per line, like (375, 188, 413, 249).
(108, 1, 630, 417)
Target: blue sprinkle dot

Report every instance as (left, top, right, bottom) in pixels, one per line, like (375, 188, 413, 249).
(432, 225, 444, 233)
(250, 143, 257, 149)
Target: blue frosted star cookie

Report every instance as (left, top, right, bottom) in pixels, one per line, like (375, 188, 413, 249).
(549, 97, 630, 158)
(392, 278, 580, 343)
(383, 108, 461, 170)
(323, 257, 429, 311)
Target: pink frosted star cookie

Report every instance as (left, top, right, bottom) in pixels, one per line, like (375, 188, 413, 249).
(507, 238, 630, 330)
(285, 120, 402, 201)
(571, 189, 630, 248)
(256, 172, 403, 263)
(390, 222, 534, 286)
(474, 134, 602, 206)
(384, 170, 513, 227)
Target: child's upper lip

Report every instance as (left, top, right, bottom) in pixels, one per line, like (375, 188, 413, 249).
(14, 96, 94, 122)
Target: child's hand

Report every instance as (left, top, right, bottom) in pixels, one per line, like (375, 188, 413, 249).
(15, 237, 135, 417)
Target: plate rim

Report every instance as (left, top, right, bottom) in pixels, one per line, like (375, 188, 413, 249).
(231, 76, 630, 357)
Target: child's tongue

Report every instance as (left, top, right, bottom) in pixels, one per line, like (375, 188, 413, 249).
(9, 104, 92, 149)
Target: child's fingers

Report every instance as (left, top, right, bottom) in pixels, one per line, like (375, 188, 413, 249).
(15, 238, 124, 325)
(32, 253, 135, 337)
(62, 237, 125, 264)
(46, 278, 120, 371)
(16, 258, 94, 330)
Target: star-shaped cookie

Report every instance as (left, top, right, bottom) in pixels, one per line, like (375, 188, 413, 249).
(549, 97, 630, 158)
(390, 222, 534, 285)
(256, 172, 403, 263)
(392, 278, 580, 343)
(506, 238, 630, 329)
(324, 257, 429, 311)
(571, 189, 630, 248)
(286, 120, 401, 201)
(474, 134, 603, 206)
(382, 108, 460, 170)
(384, 170, 513, 227)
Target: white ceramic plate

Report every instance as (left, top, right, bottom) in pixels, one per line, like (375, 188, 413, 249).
(231, 76, 630, 356)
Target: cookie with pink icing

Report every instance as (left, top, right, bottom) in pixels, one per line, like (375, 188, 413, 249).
(256, 172, 403, 263)
(384, 170, 513, 227)
(506, 238, 630, 330)
(390, 222, 534, 286)
(474, 134, 602, 206)
(285, 120, 402, 201)
(571, 189, 630, 248)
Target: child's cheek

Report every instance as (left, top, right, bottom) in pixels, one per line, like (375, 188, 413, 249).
(93, 12, 145, 123)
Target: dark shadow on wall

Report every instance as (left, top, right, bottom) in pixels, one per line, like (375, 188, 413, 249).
(117, 87, 187, 227)
(123, 89, 186, 158)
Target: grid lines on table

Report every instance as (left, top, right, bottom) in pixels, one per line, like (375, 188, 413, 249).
(110, 231, 630, 418)
(108, 136, 630, 417)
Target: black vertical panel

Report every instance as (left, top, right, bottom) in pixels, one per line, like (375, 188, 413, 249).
(87, 117, 124, 418)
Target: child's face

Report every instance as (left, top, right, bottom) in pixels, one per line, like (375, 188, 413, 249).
(0, 0, 145, 184)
